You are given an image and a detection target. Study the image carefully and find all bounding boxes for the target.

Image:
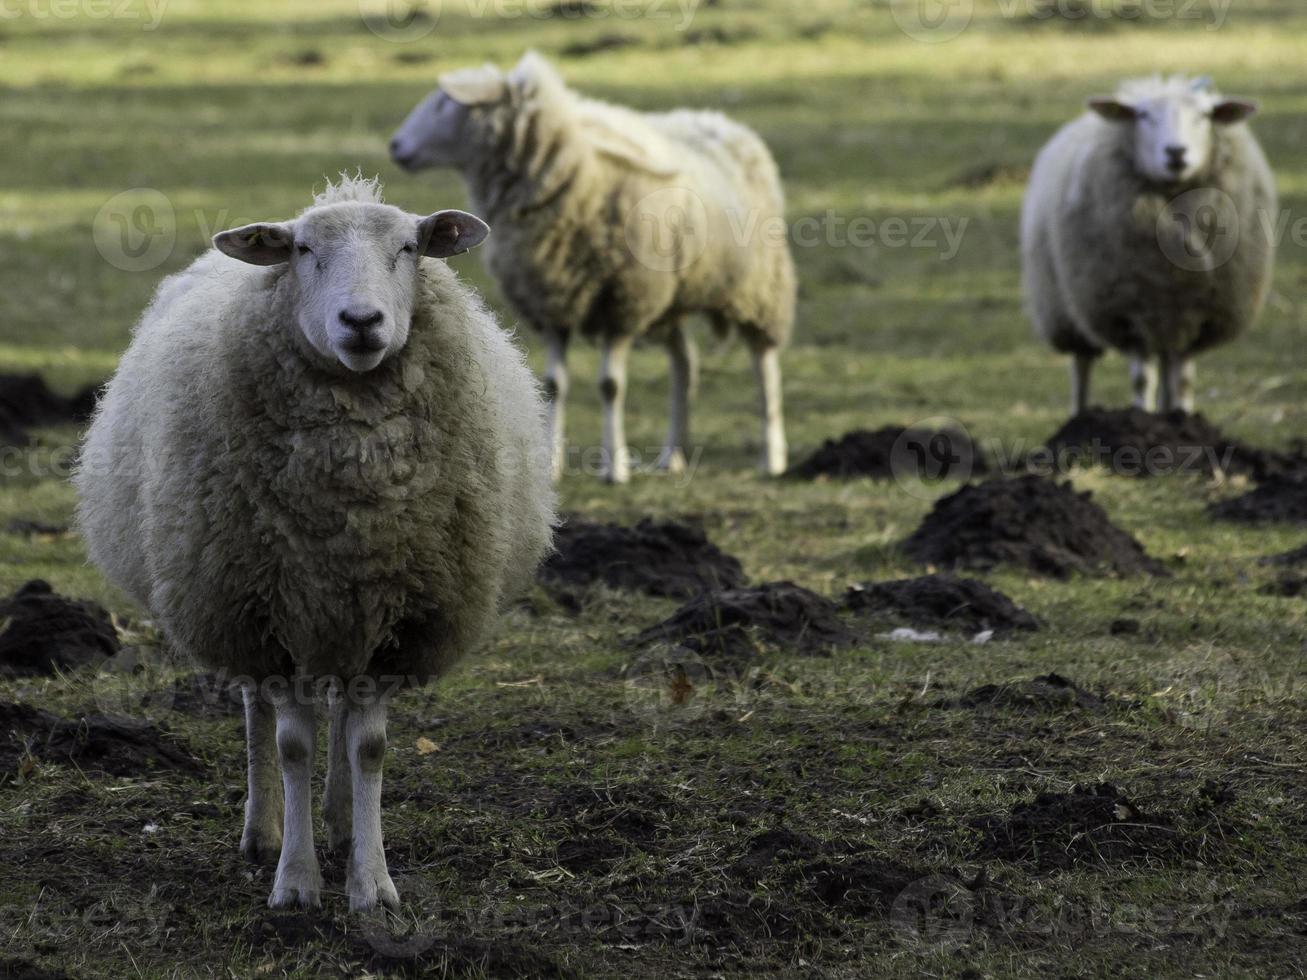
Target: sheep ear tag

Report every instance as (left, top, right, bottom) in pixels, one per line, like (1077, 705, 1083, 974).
(213, 222, 294, 266)
(418, 210, 490, 258)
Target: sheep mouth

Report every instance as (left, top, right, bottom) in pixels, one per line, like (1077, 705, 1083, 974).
(340, 336, 388, 355)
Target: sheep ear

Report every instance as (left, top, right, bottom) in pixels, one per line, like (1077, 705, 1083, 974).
(510, 50, 562, 95)
(418, 210, 489, 258)
(1088, 98, 1137, 122)
(1212, 99, 1258, 125)
(438, 65, 507, 106)
(213, 222, 294, 266)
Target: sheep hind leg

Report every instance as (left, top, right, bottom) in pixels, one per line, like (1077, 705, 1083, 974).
(1156, 351, 1177, 413)
(1070, 353, 1097, 416)
(598, 334, 634, 484)
(750, 341, 787, 476)
(1130, 357, 1159, 412)
(1166, 356, 1196, 413)
(268, 695, 322, 910)
(323, 686, 352, 856)
(657, 324, 697, 475)
(240, 686, 282, 865)
(542, 328, 570, 482)
(344, 696, 399, 912)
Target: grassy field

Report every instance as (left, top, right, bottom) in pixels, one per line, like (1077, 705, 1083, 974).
(2, 0, 1306, 976)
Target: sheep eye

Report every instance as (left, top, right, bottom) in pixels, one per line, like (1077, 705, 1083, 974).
(296, 244, 313, 256)
(400, 242, 418, 256)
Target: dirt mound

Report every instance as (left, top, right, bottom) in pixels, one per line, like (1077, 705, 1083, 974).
(1263, 543, 1307, 567)
(539, 516, 747, 600)
(972, 783, 1180, 869)
(1042, 407, 1305, 480)
(0, 580, 120, 678)
(633, 582, 858, 661)
(957, 673, 1101, 711)
(787, 425, 988, 481)
(1209, 476, 1307, 524)
(0, 374, 98, 447)
(902, 476, 1166, 578)
(843, 575, 1038, 634)
(0, 702, 204, 777)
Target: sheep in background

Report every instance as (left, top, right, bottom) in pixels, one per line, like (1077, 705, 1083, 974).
(1022, 75, 1277, 414)
(74, 175, 555, 911)
(389, 51, 796, 484)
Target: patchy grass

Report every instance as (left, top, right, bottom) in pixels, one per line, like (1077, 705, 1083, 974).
(2, 0, 1307, 976)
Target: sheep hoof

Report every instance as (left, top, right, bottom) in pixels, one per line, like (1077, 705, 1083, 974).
(325, 823, 351, 858)
(655, 449, 687, 475)
(269, 863, 323, 910)
(240, 828, 282, 866)
(348, 865, 400, 912)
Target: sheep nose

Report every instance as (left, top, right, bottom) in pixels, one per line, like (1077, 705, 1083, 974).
(390, 139, 413, 166)
(1165, 145, 1188, 170)
(339, 307, 384, 332)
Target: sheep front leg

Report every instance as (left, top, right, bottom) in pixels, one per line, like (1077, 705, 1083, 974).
(268, 695, 322, 909)
(658, 325, 697, 475)
(323, 687, 352, 855)
(240, 685, 282, 865)
(1156, 351, 1177, 412)
(1071, 354, 1096, 416)
(1165, 356, 1196, 413)
(344, 696, 399, 912)
(598, 335, 633, 484)
(543, 328, 570, 482)
(1130, 357, 1158, 412)
(750, 342, 787, 476)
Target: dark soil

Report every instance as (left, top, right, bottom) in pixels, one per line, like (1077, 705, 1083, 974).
(539, 516, 747, 600)
(1041, 407, 1306, 480)
(956, 673, 1101, 711)
(972, 782, 1182, 869)
(1260, 576, 1307, 598)
(787, 425, 988, 481)
(0, 702, 204, 777)
(901, 476, 1167, 578)
(843, 574, 1039, 634)
(633, 582, 858, 662)
(1209, 475, 1307, 524)
(0, 374, 98, 448)
(560, 33, 639, 56)
(4, 519, 69, 537)
(1263, 543, 1307, 567)
(0, 581, 120, 679)
(168, 672, 245, 716)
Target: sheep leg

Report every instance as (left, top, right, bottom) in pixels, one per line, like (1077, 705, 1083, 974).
(1070, 354, 1095, 416)
(240, 685, 283, 865)
(344, 696, 399, 912)
(543, 328, 570, 482)
(1130, 357, 1159, 412)
(1167, 356, 1196, 413)
(750, 342, 787, 476)
(657, 325, 697, 474)
(1156, 351, 1176, 412)
(598, 335, 633, 484)
(323, 686, 352, 855)
(268, 694, 322, 909)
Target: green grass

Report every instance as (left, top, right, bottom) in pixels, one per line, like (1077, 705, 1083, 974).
(2, 1, 1307, 977)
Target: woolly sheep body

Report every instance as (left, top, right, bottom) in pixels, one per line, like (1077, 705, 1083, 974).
(391, 53, 795, 482)
(73, 178, 554, 912)
(1021, 75, 1277, 413)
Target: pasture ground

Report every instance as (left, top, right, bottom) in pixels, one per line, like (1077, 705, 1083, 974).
(1, 1, 1306, 976)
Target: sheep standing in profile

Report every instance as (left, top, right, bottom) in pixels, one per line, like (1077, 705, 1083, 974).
(389, 52, 796, 483)
(1022, 75, 1277, 414)
(74, 176, 555, 911)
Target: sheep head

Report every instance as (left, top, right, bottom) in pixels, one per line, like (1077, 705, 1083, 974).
(214, 199, 488, 374)
(1088, 75, 1258, 185)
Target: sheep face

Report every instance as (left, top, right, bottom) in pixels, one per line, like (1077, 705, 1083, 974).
(1089, 82, 1258, 185)
(391, 90, 482, 171)
(213, 204, 489, 373)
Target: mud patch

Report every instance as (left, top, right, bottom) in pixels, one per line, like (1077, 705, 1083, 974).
(956, 673, 1101, 712)
(902, 476, 1166, 578)
(1042, 408, 1305, 480)
(843, 575, 1038, 635)
(4, 519, 70, 538)
(0, 581, 120, 679)
(1209, 476, 1307, 524)
(560, 33, 639, 56)
(0, 702, 204, 777)
(0, 373, 98, 447)
(972, 783, 1181, 869)
(787, 425, 988, 481)
(1263, 543, 1307, 567)
(633, 583, 857, 662)
(1260, 576, 1307, 598)
(539, 516, 746, 601)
